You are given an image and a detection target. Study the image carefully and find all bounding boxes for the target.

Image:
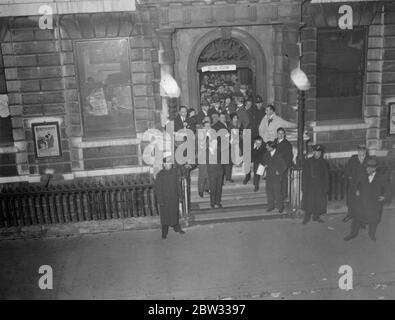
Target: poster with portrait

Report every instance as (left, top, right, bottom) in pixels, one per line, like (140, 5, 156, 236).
(389, 103, 395, 135)
(32, 122, 62, 159)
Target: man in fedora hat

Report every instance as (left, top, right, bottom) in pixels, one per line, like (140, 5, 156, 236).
(263, 140, 287, 213)
(154, 155, 185, 239)
(343, 144, 370, 223)
(344, 158, 391, 241)
(301, 144, 329, 224)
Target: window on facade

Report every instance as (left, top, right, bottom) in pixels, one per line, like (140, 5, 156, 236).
(0, 50, 13, 145)
(75, 39, 135, 138)
(316, 28, 366, 121)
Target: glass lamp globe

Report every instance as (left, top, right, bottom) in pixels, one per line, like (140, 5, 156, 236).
(160, 73, 181, 98)
(291, 67, 311, 91)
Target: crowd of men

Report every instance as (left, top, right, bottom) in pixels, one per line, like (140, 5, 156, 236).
(155, 94, 297, 238)
(174, 95, 295, 209)
(155, 95, 392, 240)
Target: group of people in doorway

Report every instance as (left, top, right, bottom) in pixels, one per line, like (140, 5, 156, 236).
(155, 95, 392, 240)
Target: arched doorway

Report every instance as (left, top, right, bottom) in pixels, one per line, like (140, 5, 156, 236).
(197, 38, 255, 107)
(187, 28, 266, 110)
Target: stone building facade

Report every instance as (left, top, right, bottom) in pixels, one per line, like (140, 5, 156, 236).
(0, 0, 394, 184)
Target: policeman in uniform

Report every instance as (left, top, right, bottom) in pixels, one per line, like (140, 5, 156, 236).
(301, 145, 329, 224)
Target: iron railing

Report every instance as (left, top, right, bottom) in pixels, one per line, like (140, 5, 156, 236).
(0, 177, 158, 228)
(290, 159, 395, 207)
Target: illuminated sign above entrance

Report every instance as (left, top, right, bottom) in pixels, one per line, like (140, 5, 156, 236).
(201, 65, 237, 72)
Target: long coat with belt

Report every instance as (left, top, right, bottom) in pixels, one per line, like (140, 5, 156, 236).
(154, 167, 180, 226)
(344, 155, 369, 212)
(354, 172, 391, 224)
(302, 156, 329, 215)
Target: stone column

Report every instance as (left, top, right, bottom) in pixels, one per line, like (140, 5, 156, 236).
(156, 28, 175, 127)
(284, 23, 300, 123)
(272, 24, 286, 116)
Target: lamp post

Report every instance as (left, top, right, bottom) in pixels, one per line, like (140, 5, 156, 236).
(291, 65, 311, 170)
(289, 65, 310, 212)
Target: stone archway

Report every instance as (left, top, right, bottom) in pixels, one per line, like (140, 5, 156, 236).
(187, 28, 267, 110)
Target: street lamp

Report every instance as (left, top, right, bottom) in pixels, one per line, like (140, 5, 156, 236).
(290, 63, 310, 212)
(291, 64, 310, 169)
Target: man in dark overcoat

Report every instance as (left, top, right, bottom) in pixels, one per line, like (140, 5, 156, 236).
(263, 141, 287, 213)
(154, 157, 185, 239)
(251, 95, 265, 139)
(275, 127, 294, 200)
(196, 102, 210, 124)
(251, 136, 266, 192)
(301, 144, 329, 224)
(174, 105, 189, 132)
(344, 158, 391, 241)
(206, 120, 225, 208)
(343, 144, 369, 222)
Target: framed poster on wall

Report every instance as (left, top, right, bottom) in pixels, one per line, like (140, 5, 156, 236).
(32, 122, 62, 159)
(389, 103, 395, 135)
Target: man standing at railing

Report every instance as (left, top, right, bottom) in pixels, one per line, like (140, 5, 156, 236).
(301, 144, 329, 224)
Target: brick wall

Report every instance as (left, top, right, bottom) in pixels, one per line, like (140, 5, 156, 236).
(2, 17, 72, 176)
(0, 10, 161, 179)
(381, 3, 395, 155)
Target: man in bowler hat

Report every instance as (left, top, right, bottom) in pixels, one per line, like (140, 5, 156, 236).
(344, 158, 391, 241)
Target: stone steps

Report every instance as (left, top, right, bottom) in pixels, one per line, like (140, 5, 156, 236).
(188, 165, 286, 223)
(192, 205, 292, 225)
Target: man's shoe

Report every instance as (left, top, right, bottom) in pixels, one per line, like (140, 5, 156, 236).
(342, 216, 352, 223)
(369, 235, 377, 241)
(227, 179, 234, 183)
(344, 234, 356, 241)
(278, 208, 284, 214)
(242, 179, 249, 185)
(210, 204, 215, 209)
(254, 186, 259, 192)
(315, 218, 325, 223)
(266, 207, 275, 212)
(177, 230, 185, 234)
(215, 204, 222, 208)
(162, 234, 167, 239)
(302, 219, 310, 225)
(198, 192, 204, 198)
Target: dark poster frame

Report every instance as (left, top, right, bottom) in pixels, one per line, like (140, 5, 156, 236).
(31, 122, 62, 159)
(74, 37, 136, 139)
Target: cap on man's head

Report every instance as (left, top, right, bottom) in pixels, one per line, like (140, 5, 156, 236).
(201, 100, 209, 107)
(312, 144, 324, 152)
(162, 152, 173, 163)
(255, 95, 263, 103)
(211, 95, 220, 103)
(365, 158, 378, 168)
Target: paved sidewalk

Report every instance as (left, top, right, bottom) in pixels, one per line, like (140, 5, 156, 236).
(1, 207, 395, 299)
